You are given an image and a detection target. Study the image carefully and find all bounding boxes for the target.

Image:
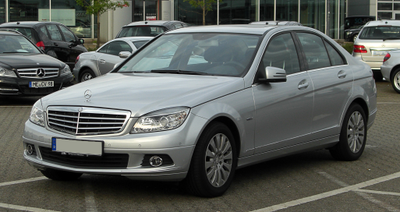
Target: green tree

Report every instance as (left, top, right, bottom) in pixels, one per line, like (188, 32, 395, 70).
(183, 0, 218, 25)
(75, 0, 129, 48)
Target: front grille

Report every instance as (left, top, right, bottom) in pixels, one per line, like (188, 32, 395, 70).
(47, 106, 131, 135)
(39, 147, 129, 168)
(17, 67, 59, 79)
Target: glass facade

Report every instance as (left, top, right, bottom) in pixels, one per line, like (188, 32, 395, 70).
(2, 0, 92, 38)
(378, 0, 400, 20)
(0, 0, 353, 40)
(0, 0, 4, 23)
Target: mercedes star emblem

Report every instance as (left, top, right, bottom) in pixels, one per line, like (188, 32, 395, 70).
(84, 89, 92, 101)
(36, 68, 45, 77)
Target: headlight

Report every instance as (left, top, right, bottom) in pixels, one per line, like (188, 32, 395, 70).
(346, 31, 352, 36)
(131, 107, 190, 133)
(29, 100, 45, 127)
(60, 64, 71, 76)
(0, 67, 17, 77)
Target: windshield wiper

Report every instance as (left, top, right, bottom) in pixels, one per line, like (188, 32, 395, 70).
(151, 69, 207, 75)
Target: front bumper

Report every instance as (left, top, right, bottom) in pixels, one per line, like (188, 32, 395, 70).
(0, 74, 73, 96)
(22, 115, 201, 181)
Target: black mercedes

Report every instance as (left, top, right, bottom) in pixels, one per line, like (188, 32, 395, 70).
(0, 30, 73, 96)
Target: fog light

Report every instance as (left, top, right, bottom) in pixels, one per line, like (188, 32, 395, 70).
(26, 144, 35, 155)
(149, 156, 163, 167)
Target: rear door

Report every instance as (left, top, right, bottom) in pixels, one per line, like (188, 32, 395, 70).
(296, 32, 353, 139)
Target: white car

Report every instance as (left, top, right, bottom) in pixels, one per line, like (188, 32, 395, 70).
(73, 36, 152, 82)
(380, 50, 400, 93)
(353, 20, 400, 80)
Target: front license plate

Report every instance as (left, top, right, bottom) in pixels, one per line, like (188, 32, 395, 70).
(52, 138, 103, 156)
(372, 51, 387, 56)
(29, 81, 54, 88)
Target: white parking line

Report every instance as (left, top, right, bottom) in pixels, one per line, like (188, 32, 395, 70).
(0, 203, 61, 212)
(251, 171, 400, 212)
(0, 176, 47, 187)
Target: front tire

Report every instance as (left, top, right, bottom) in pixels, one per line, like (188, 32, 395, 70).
(390, 68, 400, 94)
(183, 122, 237, 197)
(40, 169, 82, 181)
(79, 69, 95, 82)
(330, 104, 367, 161)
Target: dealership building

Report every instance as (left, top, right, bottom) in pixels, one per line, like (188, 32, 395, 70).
(0, 0, 396, 42)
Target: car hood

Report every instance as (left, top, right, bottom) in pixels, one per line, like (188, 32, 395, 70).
(0, 53, 65, 69)
(41, 73, 245, 117)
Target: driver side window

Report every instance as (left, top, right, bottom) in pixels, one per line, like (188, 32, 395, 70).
(262, 33, 301, 75)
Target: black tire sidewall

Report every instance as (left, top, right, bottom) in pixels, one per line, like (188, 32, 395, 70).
(186, 122, 237, 197)
(335, 104, 367, 161)
(390, 68, 400, 94)
(80, 69, 95, 82)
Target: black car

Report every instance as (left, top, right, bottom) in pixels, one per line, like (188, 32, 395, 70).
(0, 30, 73, 96)
(344, 25, 363, 42)
(0, 21, 87, 69)
(115, 20, 188, 38)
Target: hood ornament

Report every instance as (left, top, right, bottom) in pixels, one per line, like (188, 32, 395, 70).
(84, 89, 92, 102)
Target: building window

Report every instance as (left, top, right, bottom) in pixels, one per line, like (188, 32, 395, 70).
(219, 0, 256, 24)
(300, 0, 325, 31)
(0, 0, 4, 23)
(276, 0, 298, 21)
(176, 0, 217, 25)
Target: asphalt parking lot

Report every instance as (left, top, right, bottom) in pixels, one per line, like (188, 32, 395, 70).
(0, 81, 399, 212)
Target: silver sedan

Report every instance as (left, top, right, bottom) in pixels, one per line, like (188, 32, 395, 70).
(380, 50, 400, 93)
(72, 36, 152, 82)
(24, 25, 377, 198)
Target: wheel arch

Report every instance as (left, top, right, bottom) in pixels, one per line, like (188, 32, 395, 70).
(208, 116, 241, 157)
(390, 64, 400, 80)
(346, 98, 369, 123)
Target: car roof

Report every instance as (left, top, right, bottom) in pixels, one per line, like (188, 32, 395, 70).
(123, 20, 185, 28)
(165, 24, 299, 35)
(364, 20, 400, 27)
(0, 21, 63, 27)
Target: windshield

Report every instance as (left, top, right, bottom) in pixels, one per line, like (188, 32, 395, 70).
(118, 26, 167, 37)
(359, 26, 400, 40)
(0, 34, 41, 54)
(117, 33, 260, 77)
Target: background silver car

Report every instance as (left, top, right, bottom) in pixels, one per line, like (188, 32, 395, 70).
(353, 20, 400, 80)
(380, 50, 400, 93)
(73, 36, 152, 82)
(24, 25, 377, 198)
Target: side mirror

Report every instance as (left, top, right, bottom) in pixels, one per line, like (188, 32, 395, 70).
(119, 51, 131, 58)
(78, 38, 85, 45)
(259, 66, 287, 83)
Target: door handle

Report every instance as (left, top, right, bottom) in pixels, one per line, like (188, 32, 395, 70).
(53, 43, 58, 46)
(338, 70, 346, 79)
(99, 59, 106, 64)
(298, 79, 309, 90)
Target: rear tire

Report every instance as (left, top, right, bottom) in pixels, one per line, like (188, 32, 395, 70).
(79, 69, 95, 82)
(390, 68, 400, 94)
(183, 122, 237, 197)
(40, 169, 82, 181)
(330, 104, 367, 161)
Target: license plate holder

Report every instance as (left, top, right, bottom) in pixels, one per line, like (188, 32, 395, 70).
(52, 138, 103, 156)
(29, 81, 54, 88)
(371, 51, 388, 56)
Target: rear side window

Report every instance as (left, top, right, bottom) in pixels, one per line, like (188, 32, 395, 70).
(132, 40, 149, 49)
(359, 26, 400, 39)
(4, 27, 38, 43)
(46, 25, 63, 41)
(324, 40, 345, 66)
(297, 33, 331, 70)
